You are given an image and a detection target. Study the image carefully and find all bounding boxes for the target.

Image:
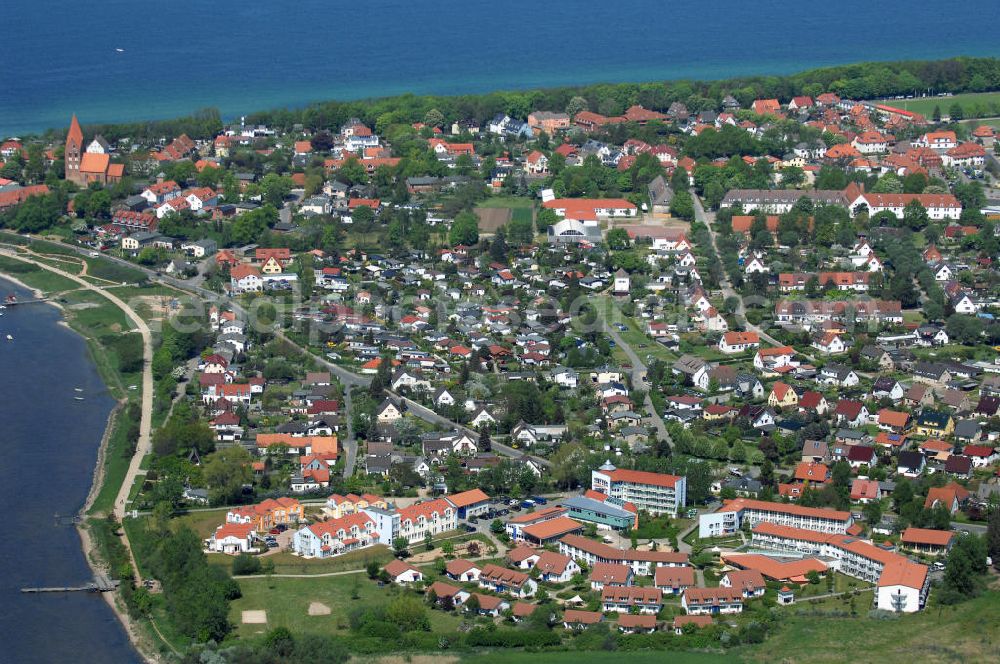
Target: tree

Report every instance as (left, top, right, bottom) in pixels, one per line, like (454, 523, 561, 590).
(565, 96, 589, 118)
(386, 595, 431, 631)
(932, 105, 942, 123)
(940, 533, 987, 603)
(902, 200, 929, 230)
(669, 189, 695, 220)
(264, 627, 296, 658)
(988, 506, 1000, 570)
(424, 532, 434, 551)
(202, 446, 252, 503)
(449, 210, 480, 246)
(424, 108, 445, 128)
(606, 227, 631, 250)
(311, 130, 335, 152)
(862, 499, 882, 526)
(393, 537, 409, 557)
(259, 173, 293, 207)
(948, 103, 964, 121)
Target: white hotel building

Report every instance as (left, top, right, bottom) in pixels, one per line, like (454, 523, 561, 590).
(698, 498, 853, 538)
(751, 522, 929, 613)
(591, 462, 686, 516)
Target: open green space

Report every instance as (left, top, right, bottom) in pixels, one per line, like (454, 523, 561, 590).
(741, 586, 1000, 663)
(230, 575, 462, 640)
(476, 196, 535, 209)
(0, 255, 80, 292)
(882, 91, 1000, 117)
(467, 652, 732, 664)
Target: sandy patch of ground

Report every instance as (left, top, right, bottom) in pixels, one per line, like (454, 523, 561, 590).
(308, 602, 331, 616)
(242, 610, 268, 624)
(131, 295, 175, 322)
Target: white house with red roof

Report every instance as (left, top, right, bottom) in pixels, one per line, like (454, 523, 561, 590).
(292, 512, 379, 558)
(230, 264, 262, 293)
(207, 522, 259, 554)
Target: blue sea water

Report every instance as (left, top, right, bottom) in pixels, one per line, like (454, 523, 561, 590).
(2, 0, 1000, 136)
(0, 278, 141, 663)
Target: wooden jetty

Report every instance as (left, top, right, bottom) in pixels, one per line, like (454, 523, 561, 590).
(21, 572, 119, 594)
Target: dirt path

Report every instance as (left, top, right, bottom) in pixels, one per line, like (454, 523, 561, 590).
(0, 249, 153, 526)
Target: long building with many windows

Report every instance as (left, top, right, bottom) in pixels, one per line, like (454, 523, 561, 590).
(752, 522, 929, 612)
(558, 534, 688, 576)
(591, 462, 686, 516)
(698, 498, 853, 538)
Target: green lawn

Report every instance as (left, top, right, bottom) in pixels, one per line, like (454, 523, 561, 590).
(880, 92, 1000, 117)
(230, 575, 463, 640)
(87, 404, 136, 514)
(477, 196, 535, 208)
(741, 588, 1000, 663)
(467, 652, 733, 664)
(0, 255, 80, 292)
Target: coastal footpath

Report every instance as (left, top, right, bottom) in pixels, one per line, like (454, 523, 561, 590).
(0, 246, 159, 662)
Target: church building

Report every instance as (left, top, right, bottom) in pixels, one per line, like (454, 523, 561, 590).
(65, 115, 124, 186)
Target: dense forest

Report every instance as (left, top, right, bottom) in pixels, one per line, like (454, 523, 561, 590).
(47, 57, 1000, 142)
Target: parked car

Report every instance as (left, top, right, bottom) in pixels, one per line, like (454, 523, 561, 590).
(463, 524, 476, 532)
(530, 496, 548, 505)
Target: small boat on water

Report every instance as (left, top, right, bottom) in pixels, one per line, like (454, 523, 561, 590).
(5, 334, 12, 341)
(74, 388, 84, 392)
(115, 48, 125, 52)
(74, 396, 85, 401)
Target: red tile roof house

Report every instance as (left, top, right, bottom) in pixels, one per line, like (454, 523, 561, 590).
(562, 609, 603, 629)
(589, 562, 634, 590)
(720, 569, 766, 598)
(445, 559, 482, 582)
(506, 545, 541, 569)
(531, 550, 582, 583)
(718, 331, 760, 354)
(964, 445, 999, 468)
(467, 593, 510, 617)
(850, 479, 882, 503)
(617, 613, 658, 634)
(428, 581, 470, 607)
(600, 586, 663, 614)
(900, 527, 955, 555)
(674, 615, 713, 634)
(384, 559, 424, 584)
(681, 587, 744, 615)
(653, 565, 696, 595)
(207, 522, 259, 554)
(477, 564, 538, 598)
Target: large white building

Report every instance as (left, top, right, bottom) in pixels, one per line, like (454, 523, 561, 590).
(292, 512, 380, 558)
(591, 462, 686, 516)
(752, 522, 929, 612)
(698, 498, 853, 538)
(363, 498, 457, 546)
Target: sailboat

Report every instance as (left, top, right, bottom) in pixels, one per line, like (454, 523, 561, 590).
(115, 48, 125, 53)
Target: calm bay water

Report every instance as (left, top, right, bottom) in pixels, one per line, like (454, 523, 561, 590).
(3, 0, 1000, 136)
(0, 278, 141, 663)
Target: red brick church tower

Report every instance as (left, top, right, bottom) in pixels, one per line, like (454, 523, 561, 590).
(65, 115, 84, 185)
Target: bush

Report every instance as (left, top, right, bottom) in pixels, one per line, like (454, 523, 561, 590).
(232, 553, 262, 575)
